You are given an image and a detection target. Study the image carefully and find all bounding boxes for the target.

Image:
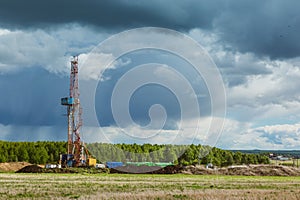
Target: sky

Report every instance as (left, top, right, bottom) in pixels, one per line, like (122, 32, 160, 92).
(0, 0, 300, 150)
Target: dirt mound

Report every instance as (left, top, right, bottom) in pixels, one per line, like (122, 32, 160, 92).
(182, 165, 300, 176)
(0, 162, 31, 172)
(109, 165, 184, 174)
(218, 165, 300, 176)
(16, 165, 43, 173)
(183, 165, 215, 175)
(110, 165, 162, 174)
(152, 165, 184, 174)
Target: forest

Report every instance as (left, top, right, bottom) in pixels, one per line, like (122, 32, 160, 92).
(0, 141, 270, 166)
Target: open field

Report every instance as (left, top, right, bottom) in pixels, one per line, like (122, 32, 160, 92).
(270, 159, 300, 167)
(0, 173, 300, 199)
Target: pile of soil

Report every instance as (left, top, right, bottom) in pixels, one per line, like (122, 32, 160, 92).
(110, 165, 162, 174)
(182, 165, 300, 176)
(110, 165, 184, 174)
(0, 162, 31, 172)
(16, 165, 43, 173)
(152, 165, 184, 174)
(182, 165, 215, 175)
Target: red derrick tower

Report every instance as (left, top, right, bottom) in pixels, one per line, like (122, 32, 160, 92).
(61, 56, 86, 166)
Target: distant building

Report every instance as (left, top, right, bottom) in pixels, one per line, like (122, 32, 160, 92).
(269, 154, 290, 161)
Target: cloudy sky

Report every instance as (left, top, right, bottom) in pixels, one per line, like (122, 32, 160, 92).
(1, 0, 300, 150)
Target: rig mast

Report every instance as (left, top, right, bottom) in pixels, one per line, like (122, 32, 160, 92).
(61, 56, 85, 166)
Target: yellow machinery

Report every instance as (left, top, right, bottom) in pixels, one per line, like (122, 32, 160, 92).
(87, 158, 97, 167)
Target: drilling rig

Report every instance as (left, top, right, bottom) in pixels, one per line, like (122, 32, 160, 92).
(60, 56, 96, 167)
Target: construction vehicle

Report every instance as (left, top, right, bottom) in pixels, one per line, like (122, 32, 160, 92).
(60, 56, 96, 167)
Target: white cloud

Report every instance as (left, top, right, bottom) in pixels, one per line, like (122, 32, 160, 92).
(218, 121, 300, 150)
(0, 25, 107, 76)
(252, 123, 300, 149)
(189, 29, 300, 126)
(78, 52, 115, 80)
(188, 28, 220, 52)
(82, 125, 179, 144)
(260, 123, 300, 134)
(189, 28, 272, 86)
(0, 29, 10, 36)
(81, 116, 225, 147)
(78, 52, 132, 81)
(227, 59, 300, 123)
(0, 29, 68, 74)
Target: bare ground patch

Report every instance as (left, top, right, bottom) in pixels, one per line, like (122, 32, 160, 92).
(0, 162, 31, 172)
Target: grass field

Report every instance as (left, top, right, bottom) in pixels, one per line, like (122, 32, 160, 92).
(0, 173, 300, 199)
(270, 159, 300, 167)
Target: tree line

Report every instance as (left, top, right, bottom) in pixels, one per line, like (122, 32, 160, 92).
(86, 143, 270, 166)
(0, 141, 270, 166)
(0, 141, 66, 164)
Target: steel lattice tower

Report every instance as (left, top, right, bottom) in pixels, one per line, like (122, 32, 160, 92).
(61, 56, 84, 166)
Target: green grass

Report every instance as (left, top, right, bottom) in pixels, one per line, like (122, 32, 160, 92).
(0, 173, 300, 199)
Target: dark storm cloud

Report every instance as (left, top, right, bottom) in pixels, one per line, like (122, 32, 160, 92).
(0, 0, 219, 30)
(214, 1, 300, 59)
(1, 0, 299, 59)
(0, 67, 68, 126)
(0, 125, 66, 141)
